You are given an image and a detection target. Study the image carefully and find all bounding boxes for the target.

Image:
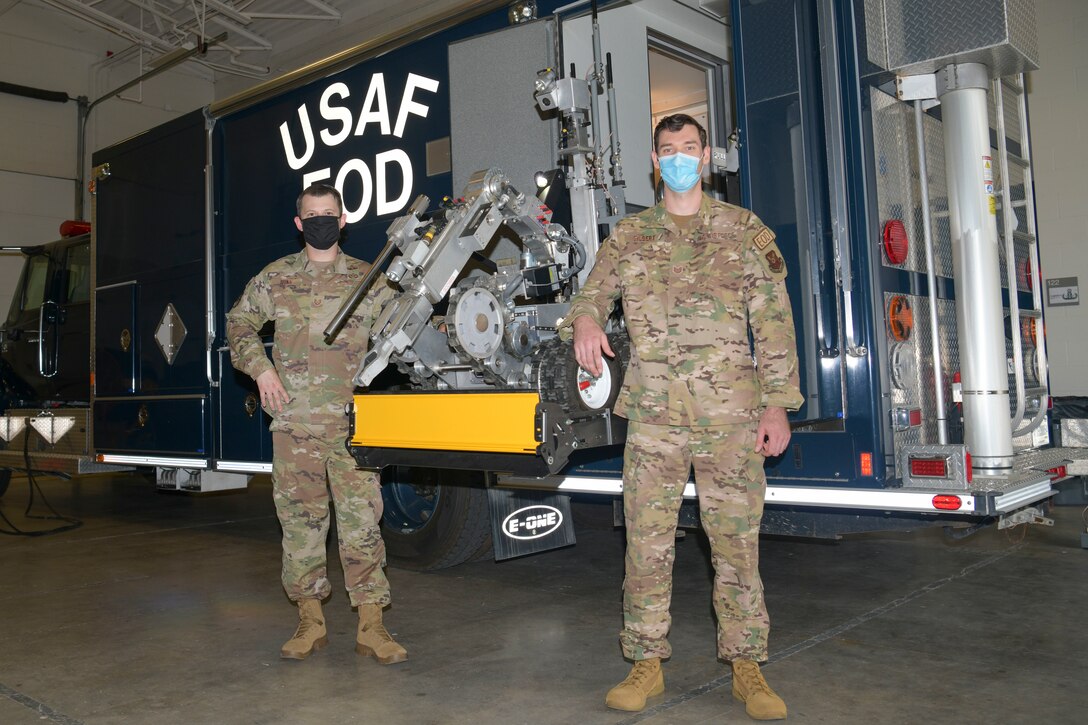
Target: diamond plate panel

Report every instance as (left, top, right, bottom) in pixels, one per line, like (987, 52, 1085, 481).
(1002, 319, 1042, 385)
(739, 0, 798, 104)
(996, 235, 1033, 294)
(883, 0, 1039, 75)
(887, 294, 960, 463)
(863, 0, 888, 69)
(871, 89, 954, 278)
(995, 83, 1023, 146)
(922, 114, 955, 278)
(1006, 0, 1039, 67)
(1014, 446, 1088, 471)
(1002, 309, 1044, 435)
(0, 408, 90, 457)
(894, 444, 1067, 494)
(971, 469, 1050, 495)
(1059, 420, 1088, 448)
(896, 443, 969, 489)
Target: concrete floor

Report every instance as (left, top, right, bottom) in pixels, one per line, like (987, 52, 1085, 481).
(0, 472, 1085, 725)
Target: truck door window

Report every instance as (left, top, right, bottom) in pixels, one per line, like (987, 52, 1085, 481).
(19, 254, 50, 314)
(64, 242, 91, 304)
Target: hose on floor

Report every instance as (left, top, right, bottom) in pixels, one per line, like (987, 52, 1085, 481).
(0, 428, 83, 537)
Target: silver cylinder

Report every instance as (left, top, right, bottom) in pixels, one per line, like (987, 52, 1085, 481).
(938, 63, 1013, 468)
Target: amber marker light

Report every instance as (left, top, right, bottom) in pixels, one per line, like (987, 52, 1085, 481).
(1022, 317, 1038, 347)
(888, 295, 913, 341)
(859, 452, 873, 477)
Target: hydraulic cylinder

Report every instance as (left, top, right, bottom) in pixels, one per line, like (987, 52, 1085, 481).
(938, 63, 1013, 469)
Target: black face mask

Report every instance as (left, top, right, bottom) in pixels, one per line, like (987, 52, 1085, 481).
(301, 215, 341, 250)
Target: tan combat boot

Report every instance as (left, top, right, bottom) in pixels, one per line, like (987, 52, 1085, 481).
(732, 659, 787, 720)
(605, 658, 665, 711)
(280, 599, 328, 660)
(356, 604, 408, 664)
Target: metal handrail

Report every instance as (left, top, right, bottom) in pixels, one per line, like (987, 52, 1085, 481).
(992, 78, 1027, 432)
(913, 100, 948, 444)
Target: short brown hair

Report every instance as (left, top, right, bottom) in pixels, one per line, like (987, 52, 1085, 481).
(653, 114, 707, 152)
(296, 183, 343, 216)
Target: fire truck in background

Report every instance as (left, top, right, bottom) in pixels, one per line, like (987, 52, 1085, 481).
(2, 0, 1085, 565)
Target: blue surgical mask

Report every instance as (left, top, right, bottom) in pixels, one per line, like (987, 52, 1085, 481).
(658, 152, 702, 193)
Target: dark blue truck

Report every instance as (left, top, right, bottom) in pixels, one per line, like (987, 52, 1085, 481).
(3, 0, 1083, 566)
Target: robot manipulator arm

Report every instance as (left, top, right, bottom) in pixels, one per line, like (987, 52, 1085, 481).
(352, 168, 586, 389)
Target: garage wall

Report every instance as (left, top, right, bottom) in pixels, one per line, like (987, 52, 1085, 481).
(0, 1, 214, 315)
(1028, 0, 1088, 395)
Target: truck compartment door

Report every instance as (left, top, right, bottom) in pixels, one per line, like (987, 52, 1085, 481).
(95, 283, 138, 395)
(216, 348, 270, 465)
(93, 397, 207, 455)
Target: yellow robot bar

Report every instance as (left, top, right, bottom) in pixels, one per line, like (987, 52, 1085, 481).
(351, 391, 540, 454)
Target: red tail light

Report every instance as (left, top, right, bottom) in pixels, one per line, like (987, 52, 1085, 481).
(910, 457, 948, 478)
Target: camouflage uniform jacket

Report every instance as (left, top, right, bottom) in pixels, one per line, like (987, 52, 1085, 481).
(226, 250, 394, 431)
(559, 194, 803, 426)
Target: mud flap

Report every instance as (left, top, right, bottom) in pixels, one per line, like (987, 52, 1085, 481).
(487, 488, 576, 561)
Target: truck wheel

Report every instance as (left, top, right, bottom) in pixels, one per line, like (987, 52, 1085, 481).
(380, 466, 493, 571)
(0, 469, 10, 498)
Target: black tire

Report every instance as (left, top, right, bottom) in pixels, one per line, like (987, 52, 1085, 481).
(380, 466, 493, 571)
(0, 468, 10, 498)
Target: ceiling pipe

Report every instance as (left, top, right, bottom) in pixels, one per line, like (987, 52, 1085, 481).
(75, 31, 228, 220)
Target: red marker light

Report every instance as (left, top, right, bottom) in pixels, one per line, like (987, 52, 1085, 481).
(60, 219, 91, 237)
(859, 452, 873, 477)
(932, 494, 962, 510)
(1017, 258, 1033, 292)
(882, 219, 909, 265)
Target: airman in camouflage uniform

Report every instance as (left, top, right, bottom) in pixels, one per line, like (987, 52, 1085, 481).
(226, 183, 407, 665)
(560, 115, 802, 720)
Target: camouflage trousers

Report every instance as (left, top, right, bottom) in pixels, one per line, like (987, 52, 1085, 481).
(271, 425, 390, 607)
(620, 420, 769, 662)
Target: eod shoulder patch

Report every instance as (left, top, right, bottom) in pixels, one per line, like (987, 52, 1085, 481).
(753, 227, 775, 250)
(750, 226, 787, 281)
